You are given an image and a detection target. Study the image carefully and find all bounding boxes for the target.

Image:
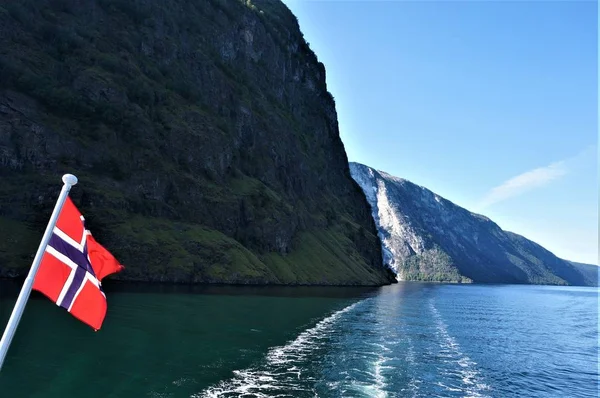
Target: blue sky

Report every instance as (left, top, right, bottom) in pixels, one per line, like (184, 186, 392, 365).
(283, 0, 598, 264)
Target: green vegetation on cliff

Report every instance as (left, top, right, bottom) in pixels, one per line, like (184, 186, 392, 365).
(0, 0, 393, 285)
(399, 247, 472, 283)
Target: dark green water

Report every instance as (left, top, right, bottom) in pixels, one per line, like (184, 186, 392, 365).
(1, 281, 598, 397)
(0, 281, 374, 397)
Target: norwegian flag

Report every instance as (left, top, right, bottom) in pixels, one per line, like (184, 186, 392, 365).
(32, 197, 124, 330)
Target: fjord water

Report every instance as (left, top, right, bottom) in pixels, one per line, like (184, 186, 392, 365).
(0, 282, 597, 397)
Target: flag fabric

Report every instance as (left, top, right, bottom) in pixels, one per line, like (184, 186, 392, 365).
(32, 196, 124, 330)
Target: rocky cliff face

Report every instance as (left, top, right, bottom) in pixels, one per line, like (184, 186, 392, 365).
(350, 162, 593, 286)
(0, 0, 394, 285)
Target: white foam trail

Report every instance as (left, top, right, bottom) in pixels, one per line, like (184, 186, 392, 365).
(192, 301, 363, 398)
(404, 334, 420, 397)
(338, 298, 400, 398)
(345, 342, 392, 398)
(371, 354, 390, 398)
(429, 300, 491, 398)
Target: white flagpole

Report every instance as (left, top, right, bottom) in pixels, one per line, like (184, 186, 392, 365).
(0, 174, 78, 371)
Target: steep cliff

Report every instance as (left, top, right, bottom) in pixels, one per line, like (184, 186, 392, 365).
(0, 0, 394, 285)
(350, 162, 593, 286)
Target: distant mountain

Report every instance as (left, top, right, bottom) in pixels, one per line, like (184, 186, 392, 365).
(568, 262, 599, 286)
(350, 162, 594, 286)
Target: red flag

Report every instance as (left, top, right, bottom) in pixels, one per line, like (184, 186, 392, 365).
(32, 197, 124, 330)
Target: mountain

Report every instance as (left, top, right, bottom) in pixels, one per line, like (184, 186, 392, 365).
(568, 262, 599, 286)
(350, 162, 593, 286)
(0, 0, 395, 286)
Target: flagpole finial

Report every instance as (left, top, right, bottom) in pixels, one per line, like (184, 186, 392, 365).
(62, 174, 78, 187)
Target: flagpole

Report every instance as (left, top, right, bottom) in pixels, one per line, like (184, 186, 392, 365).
(0, 174, 78, 371)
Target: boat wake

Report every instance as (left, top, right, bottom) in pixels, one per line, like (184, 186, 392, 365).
(192, 301, 363, 398)
(429, 299, 491, 398)
(192, 293, 493, 398)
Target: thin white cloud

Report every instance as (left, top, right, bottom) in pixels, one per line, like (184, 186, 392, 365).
(476, 145, 596, 210)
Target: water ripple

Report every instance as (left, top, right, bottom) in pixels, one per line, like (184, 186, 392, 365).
(191, 284, 598, 398)
(193, 301, 364, 397)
